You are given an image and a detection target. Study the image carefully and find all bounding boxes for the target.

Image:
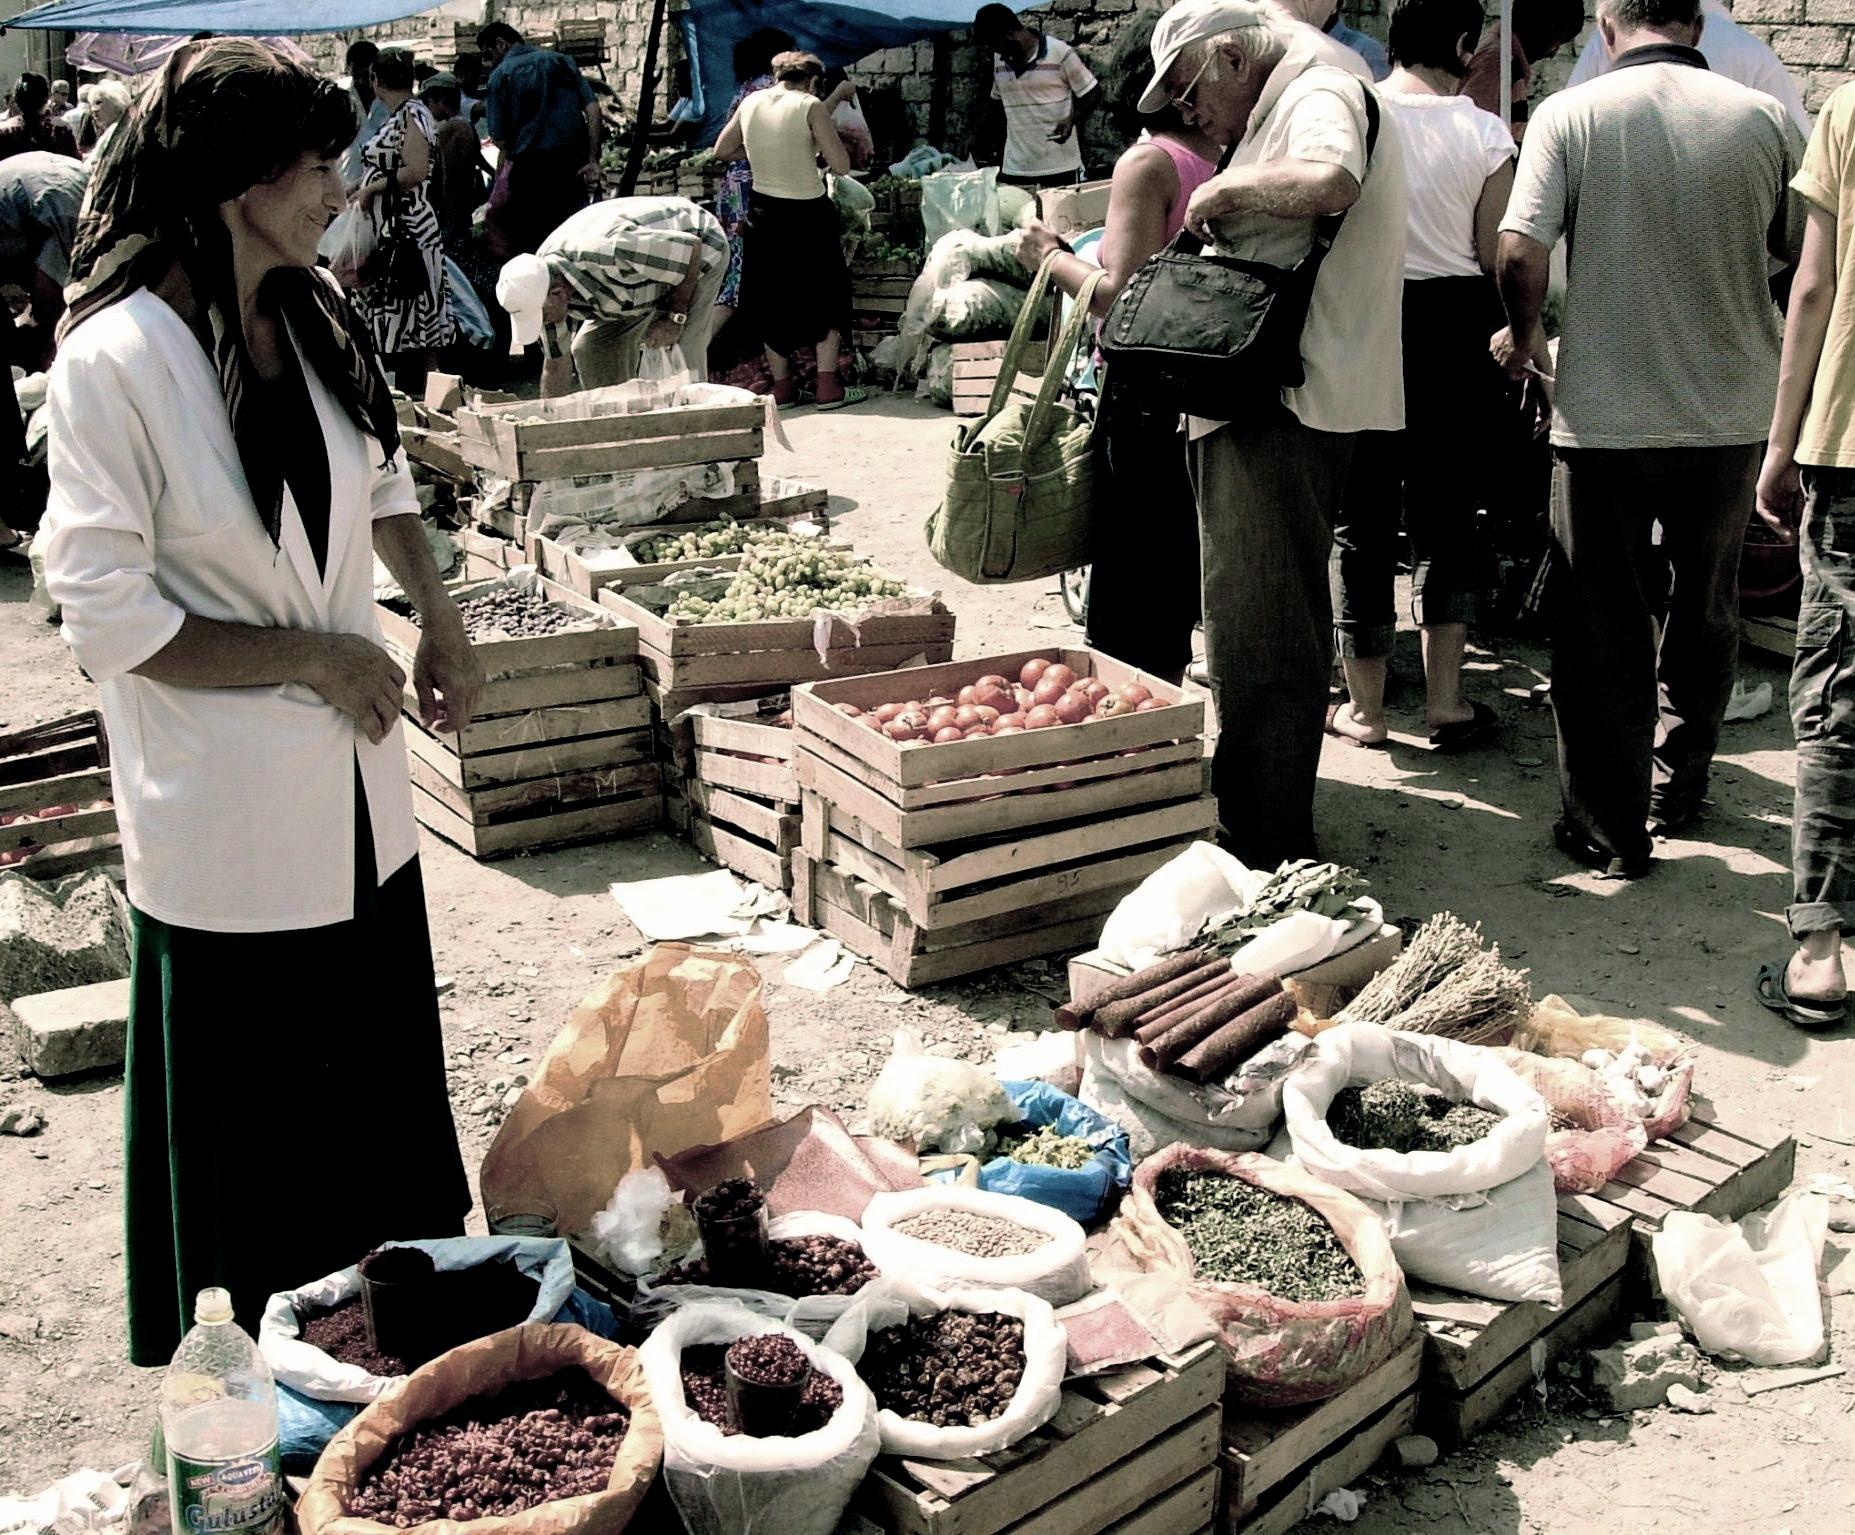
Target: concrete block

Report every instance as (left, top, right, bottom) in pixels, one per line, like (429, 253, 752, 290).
(1742, 0, 1805, 20)
(1589, 1334, 1704, 1412)
(1775, 24, 1848, 65)
(7, 977, 131, 1080)
(1802, 0, 1853, 21)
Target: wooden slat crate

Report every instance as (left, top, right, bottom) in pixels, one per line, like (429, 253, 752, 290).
(377, 578, 658, 859)
(529, 497, 835, 599)
(662, 697, 802, 891)
(853, 1343, 1223, 1535)
(551, 17, 608, 63)
(1412, 1203, 1633, 1445)
(1742, 615, 1796, 659)
(456, 393, 764, 482)
(951, 339, 1049, 417)
(514, 461, 768, 534)
(0, 712, 120, 881)
(1220, 1335, 1423, 1535)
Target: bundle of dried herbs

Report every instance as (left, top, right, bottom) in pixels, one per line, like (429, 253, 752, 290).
(1336, 913, 1531, 1044)
(1328, 1079, 1504, 1154)
(994, 1124, 1097, 1170)
(1153, 1169, 1363, 1302)
(1203, 861, 1370, 953)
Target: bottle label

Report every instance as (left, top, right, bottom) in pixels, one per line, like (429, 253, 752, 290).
(166, 1442, 281, 1535)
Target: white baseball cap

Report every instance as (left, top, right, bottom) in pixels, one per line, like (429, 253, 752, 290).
(1139, 0, 1271, 114)
(496, 253, 553, 353)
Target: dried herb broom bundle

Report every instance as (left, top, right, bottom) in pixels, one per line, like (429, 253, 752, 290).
(1337, 913, 1531, 1045)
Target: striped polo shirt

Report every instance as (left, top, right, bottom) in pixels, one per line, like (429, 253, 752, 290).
(992, 34, 1098, 179)
(538, 197, 729, 323)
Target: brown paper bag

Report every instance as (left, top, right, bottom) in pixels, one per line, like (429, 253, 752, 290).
(481, 944, 772, 1235)
(655, 1105, 925, 1222)
(297, 1323, 662, 1535)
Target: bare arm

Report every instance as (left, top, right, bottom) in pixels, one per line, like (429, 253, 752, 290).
(1016, 143, 1174, 319)
(809, 98, 851, 176)
(1184, 159, 1358, 241)
(1492, 229, 1550, 377)
(374, 511, 484, 731)
(714, 109, 745, 162)
(1758, 201, 1839, 533)
(582, 97, 603, 185)
(1472, 159, 1515, 278)
(363, 113, 432, 201)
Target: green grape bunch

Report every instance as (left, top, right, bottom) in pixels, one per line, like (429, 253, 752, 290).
(665, 546, 909, 624)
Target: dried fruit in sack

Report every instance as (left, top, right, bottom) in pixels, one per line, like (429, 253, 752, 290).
(860, 1311, 1027, 1428)
(891, 1209, 1050, 1257)
(657, 1233, 878, 1297)
(678, 1345, 845, 1436)
(1327, 1080, 1504, 1154)
(1153, 1169, 1363, 1303)
(298, 1297, 409, 1378)
(347, 1371, 630, 1525)
(994, 1124, 1097, 1170)
(408, 586, 599, 641)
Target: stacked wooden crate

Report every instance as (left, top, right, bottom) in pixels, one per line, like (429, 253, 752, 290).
(456, 388, 764, 490)
(850, 256, 917, 350)
(949, 339, 1052, 418)
(789, 649, 1215, 986)
(850, 1343, 1222, 1535)
(662, 697, 802, 892)
(0, 713, 119, 880)
(377, 578, 656, 859)
(551, 17, 608, 64)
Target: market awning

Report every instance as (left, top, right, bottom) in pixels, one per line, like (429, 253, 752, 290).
(2, 0, 463, 33)
(65, 29, 313, 70)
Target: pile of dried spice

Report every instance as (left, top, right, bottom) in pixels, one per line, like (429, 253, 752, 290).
(1153, 1169, 1363, 1302)
(892, 1209, 1049, 1258)
(1327, 1079, 1504, 1154)
(994, 1124, 1098, 1170)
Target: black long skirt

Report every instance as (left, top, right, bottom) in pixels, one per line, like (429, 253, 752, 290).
(739, 189, 851, 356)
(122, 771, 469, 1365)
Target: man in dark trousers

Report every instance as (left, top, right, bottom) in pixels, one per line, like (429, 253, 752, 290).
(478, 22, 604, 258)
(1493, 0, 1804, 878)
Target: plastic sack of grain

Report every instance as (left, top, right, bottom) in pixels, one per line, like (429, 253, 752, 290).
(859, 1188, 1092, 1305)
(638, 1304, 878, 1535)
(1105, 1144, 1411, 1408)
(822, 1276, 1068, 1458)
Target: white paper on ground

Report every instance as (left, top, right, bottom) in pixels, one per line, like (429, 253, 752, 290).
(1653, 1192, 1830, 1366)
(609, 869, 762, 940)
(785, 940, 857, 991)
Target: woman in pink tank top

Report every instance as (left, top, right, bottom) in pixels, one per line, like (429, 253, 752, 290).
(1015, 11, 1218, 683)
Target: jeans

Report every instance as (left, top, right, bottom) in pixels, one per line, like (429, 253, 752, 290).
(1791, 466, 1855, 936)
(1085, 375, 1202, 682)
(1190, 409, 1355, 867)
(1549, 444, 1758, 861)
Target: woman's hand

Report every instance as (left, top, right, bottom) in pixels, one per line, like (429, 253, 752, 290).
(1756, 446, 1803, 541)
(1016, 219, 1063, 275)
(306, 633, 406, 745)
(412, 613, 485, 734)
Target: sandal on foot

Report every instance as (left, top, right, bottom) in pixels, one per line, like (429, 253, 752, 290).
(1755, 961, 1848, 1030)
(1552, 819, 1652, 880)
(814, 385, 868, 411)
(1429, 699, 1498, 751)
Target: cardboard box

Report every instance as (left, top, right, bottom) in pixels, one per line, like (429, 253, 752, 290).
(1039, 179, 1113, 238)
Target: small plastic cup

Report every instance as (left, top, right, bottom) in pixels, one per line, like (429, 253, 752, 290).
(694, 1188, 769, 1289)
(358, 1246, 437, 1362)
(486, 1197, 560, 1238)
(724, 1345, 812, 1438)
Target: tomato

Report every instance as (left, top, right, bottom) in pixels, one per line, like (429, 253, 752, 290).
(1053, 691, 1091, 725)
(1031, 675, 1067, 707)
(994, 712, 1026, 730)
(926, 705, 960, 734)
(1044, 663, 1076, 691)
(1119, 683, 1153, 708)
(932, 725, 966, 743)
(1019, 658, 1051, 688)
(1025, 704, 1061, 729)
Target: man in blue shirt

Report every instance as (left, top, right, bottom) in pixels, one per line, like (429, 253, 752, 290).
(477, 22, 605, 258)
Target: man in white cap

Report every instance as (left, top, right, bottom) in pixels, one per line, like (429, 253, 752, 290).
(496, 196, 728, 396)
(1142, 0, 1406, 867)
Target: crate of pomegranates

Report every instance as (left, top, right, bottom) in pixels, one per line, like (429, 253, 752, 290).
(296, 1322, 661, 1535)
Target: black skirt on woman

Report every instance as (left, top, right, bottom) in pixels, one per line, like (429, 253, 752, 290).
(122, 765, 469, 1365)
(739, 188, 851, 356)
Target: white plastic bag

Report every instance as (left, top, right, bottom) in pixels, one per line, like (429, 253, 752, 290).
(585, 1167, 684, 1276)
(992, 1030, 1082, 1096)
(1096, 841, 1261, 972)
(638, 1303, 879, 1535)
(859, 1188, 1091, 1306)
(1652, 1192, 1830, 1366)
(920, 166, 1000, 246)
(865, 1028, 1014, 1154)
(1080, 1029, 1309, 1162)
(923, 277, 1024, 340)
(635, 1212, 876, 1340)
(322, 205, 375, 288)
(1283, 1023, 1561, 1304)
(822, 1277, 1068, 1458)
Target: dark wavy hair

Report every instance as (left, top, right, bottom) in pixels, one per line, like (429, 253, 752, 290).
(1105, 6, 1184, 138)
(1387, 0, 1486, 69)
(733, 25, 797, 83)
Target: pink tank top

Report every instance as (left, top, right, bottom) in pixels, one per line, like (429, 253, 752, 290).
(1147, 134, 1217, 242)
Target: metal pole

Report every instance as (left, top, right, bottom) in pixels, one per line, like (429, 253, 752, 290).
(1499, 0, 1513, 128)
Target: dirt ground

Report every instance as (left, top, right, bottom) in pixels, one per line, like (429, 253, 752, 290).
(2, 395, 1852, 1534)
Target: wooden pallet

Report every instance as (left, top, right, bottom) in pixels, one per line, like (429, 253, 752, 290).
(1412, 1203, 1633, 1445)
(379, 578, 657, 858)
(0, 712, 119, 881)
(1220, 1335, 1423, 1535)
(853, 1344, 1222, 1535)
(456, 392, 763, 482)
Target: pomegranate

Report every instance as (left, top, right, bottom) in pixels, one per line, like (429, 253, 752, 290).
(1119, 683, 1153, 708)
(1078, 678, 1109, 705)
(932, 726, 966, 743)
(834, 702, 863, 717)
(992, 725, 1024, 736)
(975, 674, 1012, 693)
(994, 712, 1026, 730)
(974, 684, 1015, 713)
(895, 707, 930, 735)
(963, 724, 993, 739)
(954, 705, 983, 730)
(1015, 686, 1037, 712)
(1135, 697, 1166, 712)
(1025, 704, 1061, 729)
(926, 695, 953, 708)
(861, 714, 885, 731)
(1019, 658, 1051, 688)
(1044, 663, 1077, 691)
(1053, 691, 1091, 725)
(872, 702, 903, 724)
(1031, 675, 1067, 707)
(926, 705, 960, 734)
(958, 684, 978, 706)
(884, 719, 920, 742)
(972, 705, 1000, 725)
(1095, 696, 1127, 718)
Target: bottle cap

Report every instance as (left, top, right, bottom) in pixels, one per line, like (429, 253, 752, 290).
(194, 1287, 235, 1325)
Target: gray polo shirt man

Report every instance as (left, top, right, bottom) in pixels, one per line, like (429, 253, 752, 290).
(1498, 32, 1802, 874)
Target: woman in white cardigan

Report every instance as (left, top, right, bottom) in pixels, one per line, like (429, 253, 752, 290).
(39, 41, 483, 1366)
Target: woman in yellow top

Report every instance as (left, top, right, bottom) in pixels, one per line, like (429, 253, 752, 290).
(715, 52, 861, 408)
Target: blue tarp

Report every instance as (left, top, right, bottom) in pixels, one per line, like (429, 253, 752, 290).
(4, 0, 442, 33)
(684, 0, 1030, 142)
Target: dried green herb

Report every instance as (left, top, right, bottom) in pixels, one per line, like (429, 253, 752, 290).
(1153, 1169, 1363, 1303)
(995, 1124, 1098, 1170)
(1328, 1079, 1504, 1154)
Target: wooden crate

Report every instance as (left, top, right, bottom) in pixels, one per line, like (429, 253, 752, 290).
(1220, 1336, 1423, 1535)
(1412, 1203, 1633, 1445)
(952, 339, 1049, 417)
(663, 697, 802, 891)
(0, 712, 119, 881)
(854, 1343, 1222, 1535)
(514, 460, 767, 533)
(377, 578, 659, 859)
(529, 500, 835, 599)
(552, 17, 608, 63)
(456, 392, 763, 482)
(1742, 614, 1797, 659)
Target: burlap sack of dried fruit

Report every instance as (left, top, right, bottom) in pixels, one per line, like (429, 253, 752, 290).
(1105, 1145, 1411, 1409)
(297, 1322, 661, 1535)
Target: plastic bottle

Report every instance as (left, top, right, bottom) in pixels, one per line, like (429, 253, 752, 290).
(161, 1288, 282, 1535)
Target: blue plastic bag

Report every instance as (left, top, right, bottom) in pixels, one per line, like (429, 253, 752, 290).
(978, 1080, 1133, 1224)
